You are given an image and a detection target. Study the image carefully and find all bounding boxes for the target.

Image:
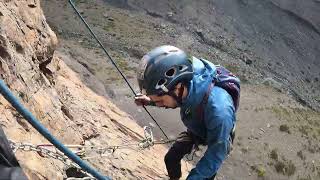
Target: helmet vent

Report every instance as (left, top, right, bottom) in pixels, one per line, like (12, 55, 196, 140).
(169, 49, 178, 52)
(165, 68, 176, 78)
(178, 65, 188, 71)
(155, 79, 168, 92)
(157, 79, 167, 86)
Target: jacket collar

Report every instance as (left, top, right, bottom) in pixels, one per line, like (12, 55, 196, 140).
(181, 57, 216, 108)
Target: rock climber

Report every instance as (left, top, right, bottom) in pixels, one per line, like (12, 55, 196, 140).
(134, 45, 240, 180)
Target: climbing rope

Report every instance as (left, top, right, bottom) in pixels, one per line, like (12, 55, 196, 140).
(68, 0, 169, 140)
(0, 80, 109, 180)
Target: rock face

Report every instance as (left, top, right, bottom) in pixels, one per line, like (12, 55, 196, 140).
(0, 1, 183, 179)
(0, 0, 57, 89)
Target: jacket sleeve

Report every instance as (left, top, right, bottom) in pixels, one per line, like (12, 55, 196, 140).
(187, 88, 235, 179)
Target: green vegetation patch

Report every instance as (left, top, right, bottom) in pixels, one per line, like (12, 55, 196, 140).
(270, 106, 291, 121)
(279, 124, 290, 134)
(269, 149, 278, 160)
(297, 176, 312, 180)
(269, 106, 320, 140)
(103, 21, 115, 32)
(73, 0, 86, 5)
(273, 157, 296, 176)
(296, 150, 305, 160)
(251, 165, 266, 177)
(298, 125, 312, 136)
(269, 149, 297, 176)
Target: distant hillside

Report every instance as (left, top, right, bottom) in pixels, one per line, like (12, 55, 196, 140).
(117, 0, 320, 110)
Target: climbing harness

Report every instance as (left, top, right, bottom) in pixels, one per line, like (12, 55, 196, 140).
(185, 145, 199, 161)
(138, 126, 154, 148)
(0, 80, 109, 180)
(68, 0, 169, 140)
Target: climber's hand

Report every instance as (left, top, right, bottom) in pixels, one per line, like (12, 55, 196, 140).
(134, 93, 151, 106)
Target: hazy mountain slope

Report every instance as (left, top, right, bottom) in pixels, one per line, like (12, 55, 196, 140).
(117, 0, 320, 110)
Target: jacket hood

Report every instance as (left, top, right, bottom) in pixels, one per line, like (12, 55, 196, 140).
(181, 57, 216, 108)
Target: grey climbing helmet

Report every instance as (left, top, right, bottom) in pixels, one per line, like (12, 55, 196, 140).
(137, 45, 193, 95)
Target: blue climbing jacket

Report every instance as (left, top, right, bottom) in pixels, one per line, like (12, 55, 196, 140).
(180, 57, 237, 179)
